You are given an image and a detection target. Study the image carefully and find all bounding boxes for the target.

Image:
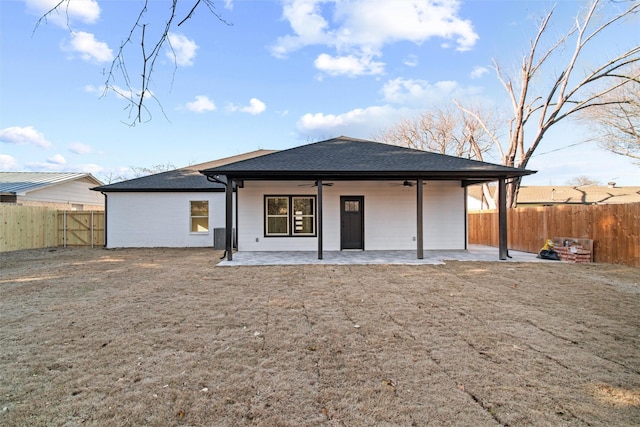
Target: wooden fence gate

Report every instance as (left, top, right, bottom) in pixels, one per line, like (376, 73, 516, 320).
(58, 210, 105, 247)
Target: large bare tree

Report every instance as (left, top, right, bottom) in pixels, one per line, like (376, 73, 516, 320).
(377, 106, 496, 158)
(456, 0, 640, 207)
(38, 0, 229, 125)
(577, 66, 640, 161)
(378, 105, 499, 208)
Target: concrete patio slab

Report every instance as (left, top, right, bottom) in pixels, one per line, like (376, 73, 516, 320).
(218, 244, 548, 266)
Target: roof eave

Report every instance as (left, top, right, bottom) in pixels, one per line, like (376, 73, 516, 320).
(91, 187, 224, 193)
(202, 169, 535, 181)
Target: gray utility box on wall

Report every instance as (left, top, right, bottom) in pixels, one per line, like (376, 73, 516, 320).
(213, 228, 236, 250)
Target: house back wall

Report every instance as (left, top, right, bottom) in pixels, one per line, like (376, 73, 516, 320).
(106, 192, 228, 248)
(237, 181, 465, 252)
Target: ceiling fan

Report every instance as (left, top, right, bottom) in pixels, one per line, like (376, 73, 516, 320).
(389, 180, 427, 187)
(298, 181, 334, 187)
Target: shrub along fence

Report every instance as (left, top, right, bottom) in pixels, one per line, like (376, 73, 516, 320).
(468, 202, 640, 267)
(0, 205, 104, 252)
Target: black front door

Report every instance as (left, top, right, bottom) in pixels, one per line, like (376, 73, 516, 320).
(340, 196, 364, 250)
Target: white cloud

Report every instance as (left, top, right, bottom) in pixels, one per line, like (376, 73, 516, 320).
(297, 105, 408, 139)
(0, 126, 52, 148)
(314, 53, 385, 77)
(25, 161, 61, 171)
(185, 96, 216, 113)
(229, 98, 267, 115)
(271, 0, 331, 58)
(25, 159, 104, 173)
(0, 154, 18, 170)
(167, 33, 198, 66)
(27, 163, 104, 173)
(296, 76, 487, 139)
(67, 31, 113, 63)
(47, 154, 66, 165)
(470, 66, 489, 79)
(272, 0, 478, 76)
(81, 164, 104, 175)
(79, 164, 104, 175)
(404, 54, 419, 67)
(26, 0, 100, 26)
(68, 142, 93, 154)
(381, 77, 481, 106)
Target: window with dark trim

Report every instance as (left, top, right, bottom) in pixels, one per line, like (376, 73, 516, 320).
(265, 195, 316, 237)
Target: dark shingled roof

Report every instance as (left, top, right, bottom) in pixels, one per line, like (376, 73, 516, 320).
(93, 150, 275, 192)
(201, 136, 535, 182)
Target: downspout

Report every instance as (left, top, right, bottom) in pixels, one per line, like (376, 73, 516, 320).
(416, 178, 424, 259)
(101, 192, 107, 248)
(498, 179, 508, 260)
(317, 179, 323, 260)
(463, 184, 468, 250)
(234, 184, 238, 250)
(206, 175, 233, 260)
(225, 178, 233, 261)
(206, 175, 224, 250)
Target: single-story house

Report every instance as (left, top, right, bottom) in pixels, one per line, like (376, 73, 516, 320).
(201, 136, 535, 261)
(0, 172, 104, 210)
(468, 183, 640, 209)
(92, 150, 274, 248)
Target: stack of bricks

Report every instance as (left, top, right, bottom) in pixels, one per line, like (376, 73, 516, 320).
(554, 245, 592, 263)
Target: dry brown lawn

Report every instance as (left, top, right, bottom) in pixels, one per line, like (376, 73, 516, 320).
(1, 248, 639, 426)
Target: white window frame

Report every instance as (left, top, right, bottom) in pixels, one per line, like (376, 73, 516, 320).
(190, 200, 209, 233)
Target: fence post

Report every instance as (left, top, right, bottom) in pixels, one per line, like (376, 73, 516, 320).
(63, 210, 67, 248)
(91, 210, 94, 248)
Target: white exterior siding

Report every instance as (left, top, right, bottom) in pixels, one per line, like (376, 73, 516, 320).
(236, 180, 466, 251)
(106, 192, 227, 248)
(22, 179, 104, 208)
(238, 182, 318, 251)
(423, 181, 466, 249)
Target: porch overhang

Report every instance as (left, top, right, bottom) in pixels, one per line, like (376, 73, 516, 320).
(200, 137, 535, 262)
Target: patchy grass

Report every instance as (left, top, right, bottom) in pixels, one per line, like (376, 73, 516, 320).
(1, 248, 639, 426)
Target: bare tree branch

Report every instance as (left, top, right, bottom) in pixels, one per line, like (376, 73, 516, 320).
(34, 0, 70, 32)
(377, 106, 494, 161)
(577, 66, 640, 161)
(462, 0, 640, 207)
(36, 0, 231, 125)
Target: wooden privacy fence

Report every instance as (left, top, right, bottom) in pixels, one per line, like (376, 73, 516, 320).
(468, 203, 640, 267)
(0, 205, 104, 252)
(2, 204, 638, 266)
(58, 210, 105, 248)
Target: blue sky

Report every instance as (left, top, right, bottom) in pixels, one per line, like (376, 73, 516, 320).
(1, 0, 638, 186)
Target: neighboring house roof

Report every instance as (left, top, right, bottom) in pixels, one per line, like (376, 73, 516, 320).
(0, 172, 103, 195)
(201, 136, 535, 183)
(518, 185, 640, 205)
(93, 150, 276, 192)
(468, 184, 640, 205)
